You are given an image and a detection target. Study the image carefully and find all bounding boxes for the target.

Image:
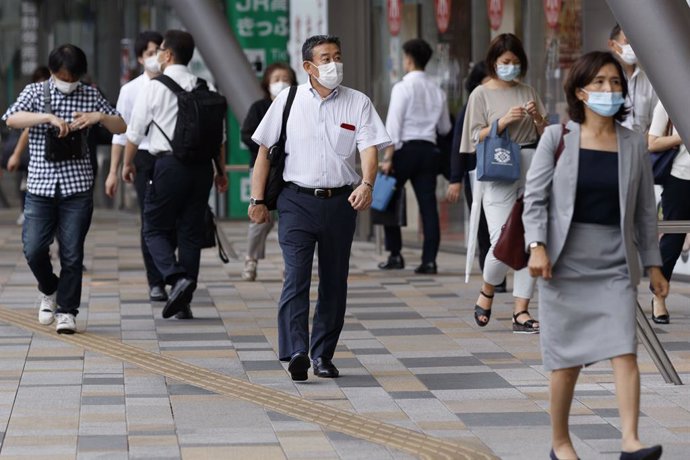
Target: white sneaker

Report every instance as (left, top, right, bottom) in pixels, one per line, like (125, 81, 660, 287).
(16, 213, 25, 226)
(37, 292, 57, 325)
(55, 313, 76, 334)
(242, 259, 257, 281)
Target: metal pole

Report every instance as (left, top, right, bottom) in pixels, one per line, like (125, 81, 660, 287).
(606, 0, 690, 148)
(167, 0, 262, 121)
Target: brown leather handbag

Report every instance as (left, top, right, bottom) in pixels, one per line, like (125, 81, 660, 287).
(493, 125, 568, 270)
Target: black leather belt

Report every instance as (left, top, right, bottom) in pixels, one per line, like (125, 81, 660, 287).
(285, 182, 352, 198)
(153, 151, 174, 158)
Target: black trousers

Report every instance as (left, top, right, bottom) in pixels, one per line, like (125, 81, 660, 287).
(276, 186, 356, 361)
(133, 150, 165, 288)
(658, 175, 690, 283)
(143, 155, 213, 288)
(383, 141, 440, 264)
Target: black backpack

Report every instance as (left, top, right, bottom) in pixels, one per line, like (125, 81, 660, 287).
(151, 74, 227, 164)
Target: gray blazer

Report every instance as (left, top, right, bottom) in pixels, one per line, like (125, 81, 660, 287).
(522, 120, 662, 286)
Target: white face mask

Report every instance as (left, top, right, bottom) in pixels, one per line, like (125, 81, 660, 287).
(144, 55, 161, 74)
(53, 77, 79, 95)
(617, 43, 637, 65)
(269, 81, 290, 98)
(311, 62, 343, 89)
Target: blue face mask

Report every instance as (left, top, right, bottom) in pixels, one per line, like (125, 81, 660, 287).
(496, 64, 521, 81)
(583, 90, 625, 117)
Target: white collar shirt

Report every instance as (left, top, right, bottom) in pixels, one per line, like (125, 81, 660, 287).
(126, 64, 198, 153)
(621, 66, 658, 133)
(385, 70, 452, 150)
(251, 81, 391, 188)
(113, 72, 152, 151)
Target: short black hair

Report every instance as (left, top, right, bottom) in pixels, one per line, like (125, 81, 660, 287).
(485, 33, 528, 80)
(465, 61, 488, 94)
(302, 35, 341, 62)
(163, 30, 195, 66)
(135, 30, 163, 58)
(564, 51, 629, 124)
(48, 44, 87, 78)
(31, 66, 50, 83)
(260, 62, 297, 99)
(402, 39, 433, 70)
(610, 24, 622, 41)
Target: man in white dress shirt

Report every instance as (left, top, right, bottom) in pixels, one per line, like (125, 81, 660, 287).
(379, 38, 452, 274)
(122, 30, 228, 320)
(608, 24, 658, 133)
(105, 31, 167, 303)
(249, 35, 391, 381)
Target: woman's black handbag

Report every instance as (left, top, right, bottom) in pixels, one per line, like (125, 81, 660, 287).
(264, 86, 297, 210)
(649, 119, 680, 185)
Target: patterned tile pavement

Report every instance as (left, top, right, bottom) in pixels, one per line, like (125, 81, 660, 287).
(0, 209, 688, 459)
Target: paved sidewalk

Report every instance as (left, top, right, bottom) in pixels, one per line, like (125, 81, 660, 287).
(0, 209, 688, 459)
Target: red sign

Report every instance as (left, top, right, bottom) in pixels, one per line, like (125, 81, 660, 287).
(388, 0, 402, 36)
(487, 0, 504, 31)
(435, 0, 451, 34)
(544, 0, 562, 29)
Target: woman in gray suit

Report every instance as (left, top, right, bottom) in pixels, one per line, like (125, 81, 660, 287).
(523, 51, 668, 460)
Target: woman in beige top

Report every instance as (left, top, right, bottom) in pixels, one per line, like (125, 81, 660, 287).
(460, 33, 547, 333)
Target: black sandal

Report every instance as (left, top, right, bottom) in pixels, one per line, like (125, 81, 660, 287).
(512, 311, 539, 334)
(651, 298, 670, 324)
(474, 290, 494, 327)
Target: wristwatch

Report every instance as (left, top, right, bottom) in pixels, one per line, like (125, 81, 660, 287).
(529, 241, 545, 251)
(249, 197, 265, 206)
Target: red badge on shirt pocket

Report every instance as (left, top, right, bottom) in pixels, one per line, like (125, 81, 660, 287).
(340, 123, 356, 131)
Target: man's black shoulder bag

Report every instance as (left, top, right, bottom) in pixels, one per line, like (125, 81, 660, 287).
(264, 85, 297, 210)
(152, 75, 227, 164)
(43, 81, 87, 162)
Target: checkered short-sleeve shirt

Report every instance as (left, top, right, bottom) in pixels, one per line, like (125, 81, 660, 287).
(2, 79, 119, 197)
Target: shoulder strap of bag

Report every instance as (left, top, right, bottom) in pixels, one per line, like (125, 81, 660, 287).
(43, 81, 52, 115)
(554, 123, 570, 163)
(278, 86, 298, 147)
(153, 74, 185, 94)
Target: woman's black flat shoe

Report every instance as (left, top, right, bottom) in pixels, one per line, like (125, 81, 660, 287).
(549, 448, 580, 460)
(619, 445, 662, 460)
(651, 299, 670, 324)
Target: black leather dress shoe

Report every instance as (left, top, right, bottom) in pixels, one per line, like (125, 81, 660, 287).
(149, 285, 168, 301)
(414, 262, 437, 274)
(288, 352, 310, 381)
(313, 357, 339, 378)
(378, 254, 404, 270)
(619, 445, 662, 460)
(174, 304, 193, 320)
(162, 278, 195, 319)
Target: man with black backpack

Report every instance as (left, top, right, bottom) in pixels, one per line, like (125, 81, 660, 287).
(122, 30, 228, 320)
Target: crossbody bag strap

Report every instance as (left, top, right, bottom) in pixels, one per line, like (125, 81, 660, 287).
(43, 81, 52, 115)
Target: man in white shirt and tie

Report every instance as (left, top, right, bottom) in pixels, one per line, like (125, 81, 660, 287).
(249, 35, 391, 381)
(105, 30, 167, 303)
(122, 30, 228, 320)
(379, 38, 452, 274)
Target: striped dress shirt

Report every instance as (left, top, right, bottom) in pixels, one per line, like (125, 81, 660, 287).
(252, 81, 391, 188)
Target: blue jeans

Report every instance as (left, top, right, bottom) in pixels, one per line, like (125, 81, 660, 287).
(23, 189, 93, 315)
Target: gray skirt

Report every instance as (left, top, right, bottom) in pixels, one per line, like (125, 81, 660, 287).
(538, 223, 637, 371)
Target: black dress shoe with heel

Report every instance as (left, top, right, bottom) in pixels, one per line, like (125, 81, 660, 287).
(162, 278, 195, 319)
(174, 304, 193, 320)
(313, 357, 339, 378)
(651, 299, 670, 324)
(414, 262, 437, 274)
(378, 254, 404, 270)
(620, 445, 662, 460)
(149, 285, 168, 301)
(287, 352, 310, 381)
(550, 448, 580, 460)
